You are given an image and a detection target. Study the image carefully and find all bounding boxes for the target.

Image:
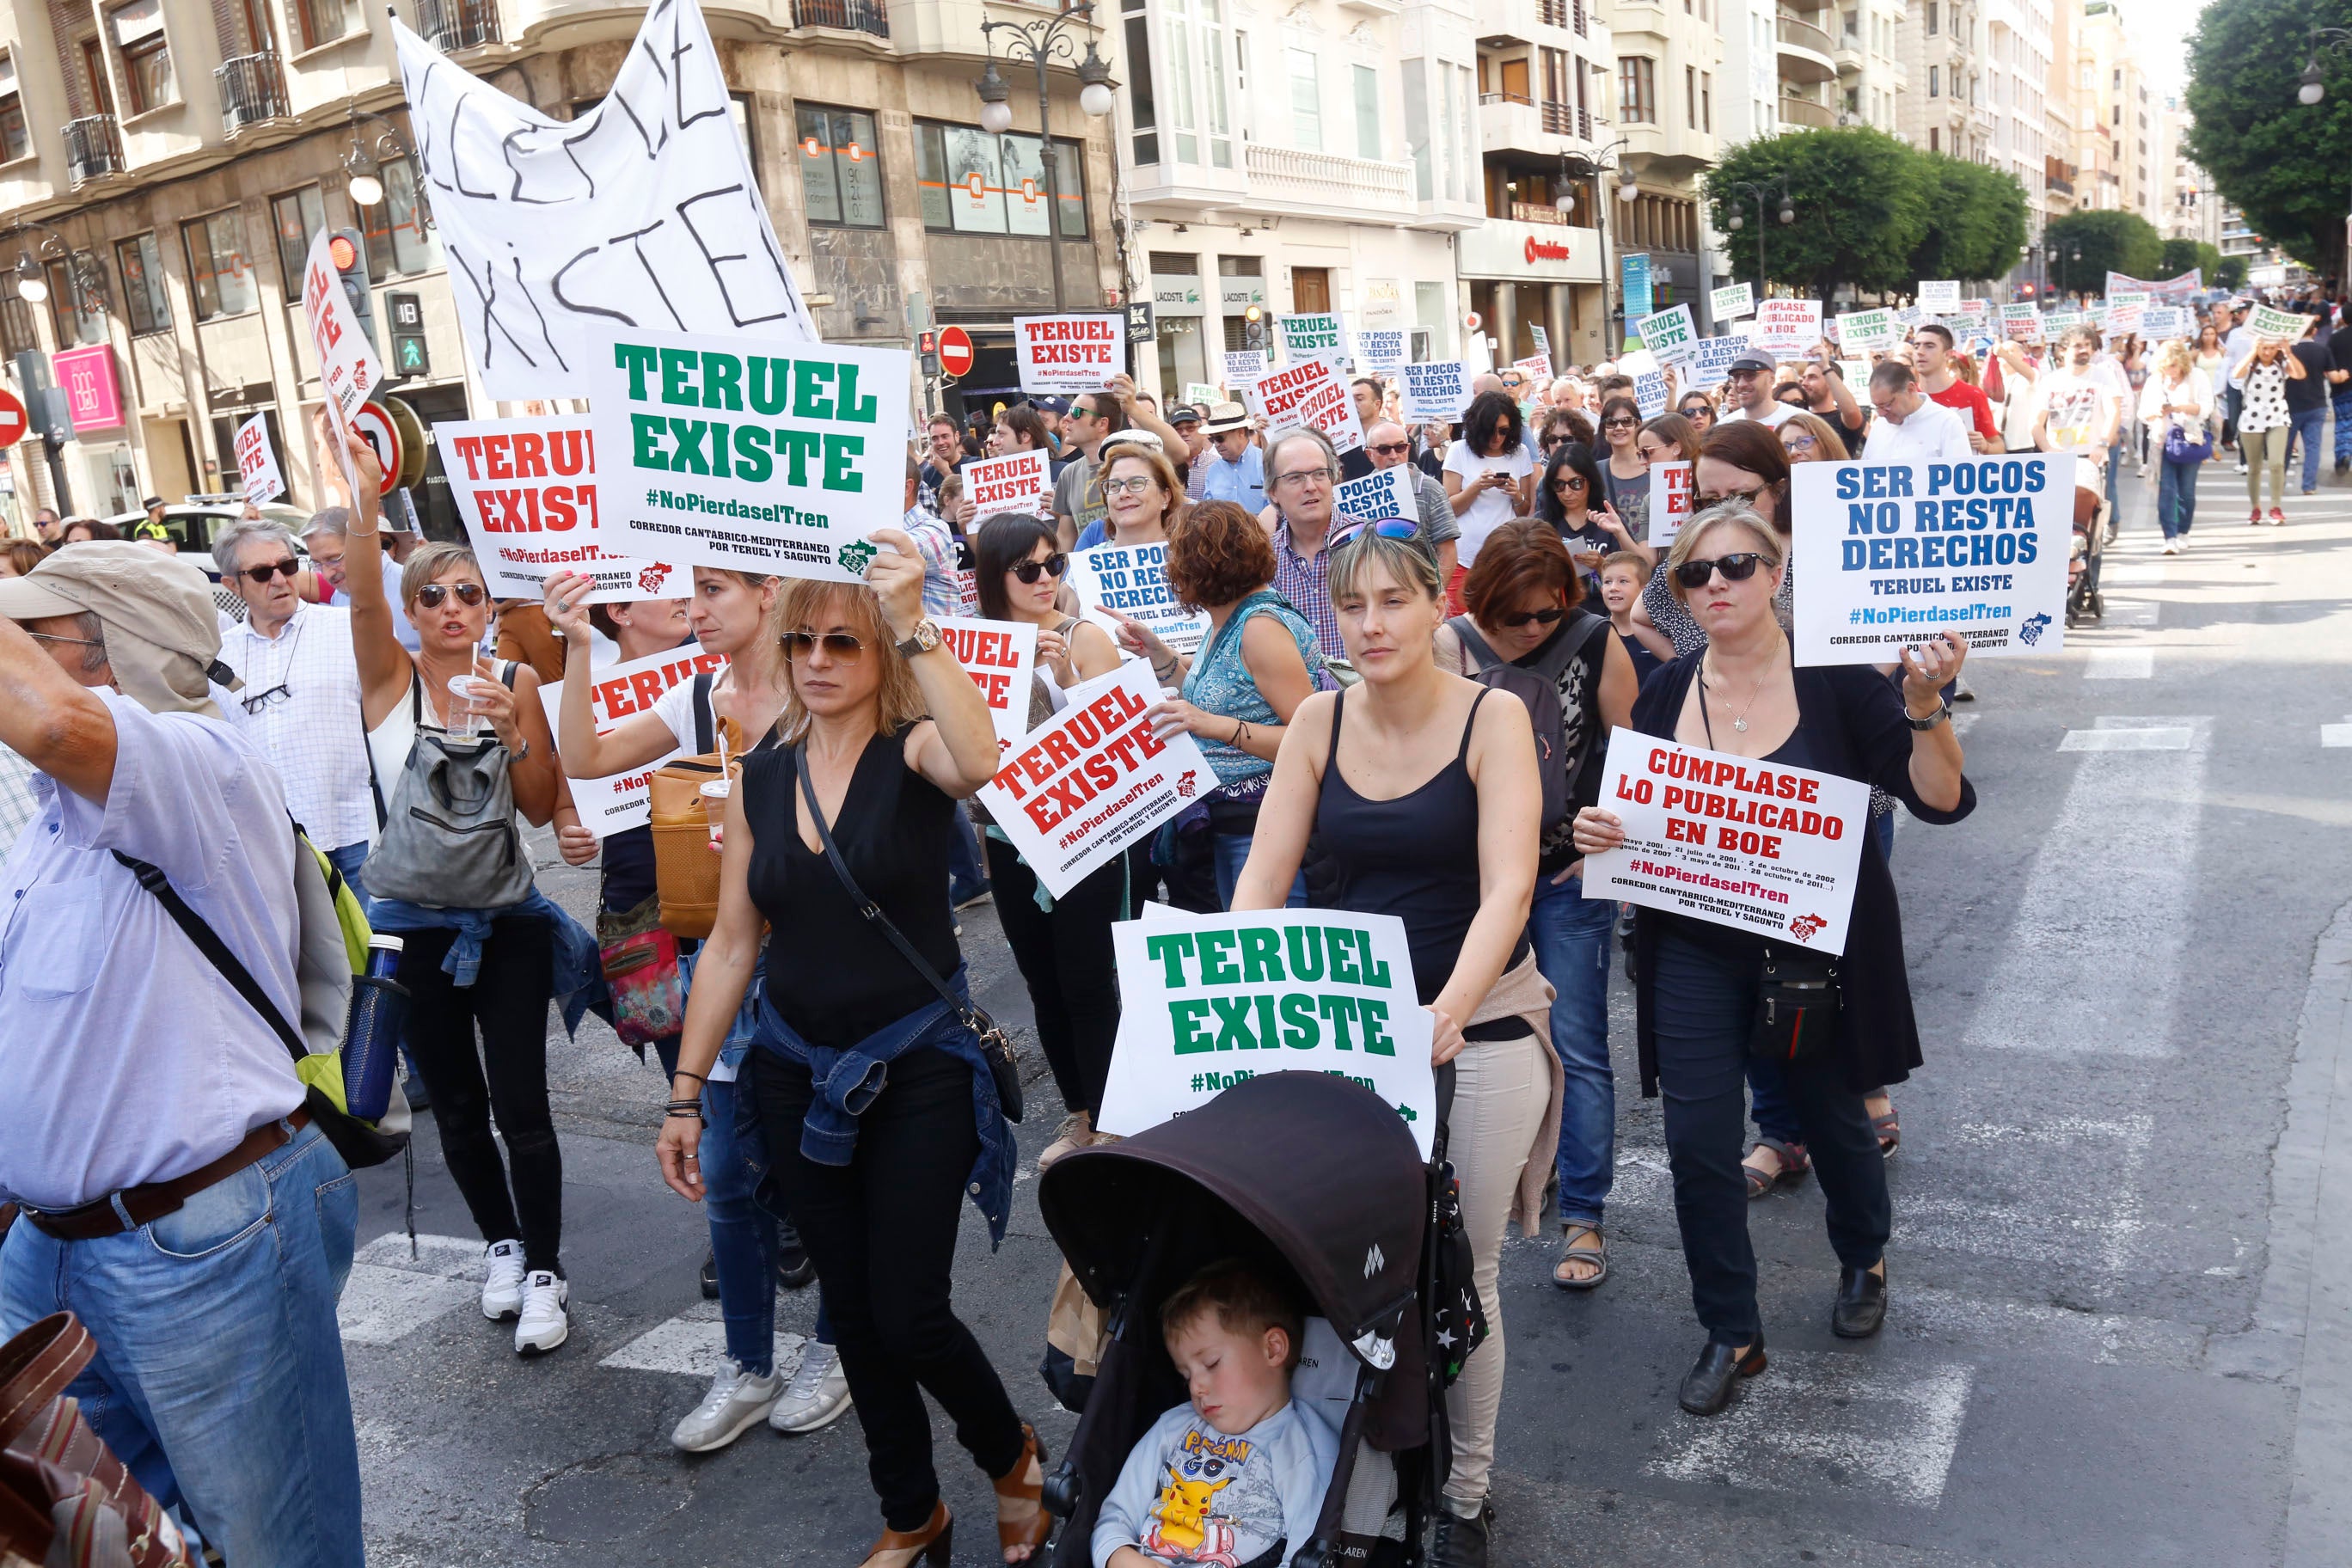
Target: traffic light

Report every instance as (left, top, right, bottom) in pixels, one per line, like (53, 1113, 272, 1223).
(387, 290, 429, 378)
(1244, 303, 1265, 350)
(327, 229, 382, 359)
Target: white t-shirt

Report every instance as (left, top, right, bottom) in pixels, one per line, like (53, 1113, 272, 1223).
(2038, 370, 2119, 462)
(1862, 395, 1973, 467)
(1720, 400, 1801, 429)
(1442, 441, 1534, 567)
(650, 671, 713, 755)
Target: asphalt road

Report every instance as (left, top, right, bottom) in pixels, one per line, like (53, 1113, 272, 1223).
(346, 444, 2352, 1567)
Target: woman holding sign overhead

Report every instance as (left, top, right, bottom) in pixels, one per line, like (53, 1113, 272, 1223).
(1571, 504, 1975, 1419)
(1233, 522, 1555, 1568)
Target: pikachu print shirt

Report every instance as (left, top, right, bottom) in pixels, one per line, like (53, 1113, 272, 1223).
(1092, 1400, 1338, 1568)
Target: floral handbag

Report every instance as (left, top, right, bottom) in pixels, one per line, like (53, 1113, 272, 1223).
(597, 892, 686, 1050)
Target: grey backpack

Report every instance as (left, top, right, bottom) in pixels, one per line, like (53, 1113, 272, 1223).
(364, 663, 536, 910)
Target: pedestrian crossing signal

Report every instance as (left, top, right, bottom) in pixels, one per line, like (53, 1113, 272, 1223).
(395, 334, 428, 374)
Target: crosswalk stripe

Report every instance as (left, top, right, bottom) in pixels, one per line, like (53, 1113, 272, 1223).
(340, 1233, 488, 1347)
(1644, 1354, 1975, 1506)
(598, 1304, 809, 1379)
(2059, 725, 2191, 750)
(2322, 724, 2352, 748)
(2083, 649, 2154, 679)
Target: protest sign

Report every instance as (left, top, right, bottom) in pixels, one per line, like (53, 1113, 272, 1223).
(973, 663, 1213, 897)
(1712, 282, 1755, 322)
(1514, 352, 1555, 383)
(937, 615, 1038, 754)
(1638, 304, 1700, 366)
(1583, 729, 1870, 956)
(1834, 309, 1900, 354)
(1334, 465, 1418, 524)
(2043, 309, 2084, 335)
(963, 450, 1053, 521)
(1649, 461, 1694, 547)
(1223, 349, 1268, 390)
(1789, 454, 2075, 665)
(2108, 268, 2202, 301)
(439, 415, 680, 603)
(2000, 303, 2045, 343)
(1068, 537, 1210, 655)
(2248, 303, 2307, 342)
(1356, 329, 1408, 381)
(1687, 333, 1753, 389)
(535, 646, 730, 837)
(1751, 298, 1822, 357)
(1531, 323, 1551, 358)
(1012, 314, 1124, 397)
(2139, 305, 2192, 342)
(1953, 297, 1990, 326)
(1183, 382, 1219, 406)
(1893, 304, 1927, 332)
(1398, 359, 1471, 425)
(392, 1, 816, 402)
(235, 414, 285, 505)
(1098, 907, 1437, 1155)
(1251, 358, 1364, 455)
(1620, 348, 1668, 417)
(588, 326, 910, 582)
(1621, 254, 1653, 322)
(1917, 280, 1961, 311)
(299, 229, 385, 499)
(1838, 358, 1870, 389)
(1277, 313, 1349, 370)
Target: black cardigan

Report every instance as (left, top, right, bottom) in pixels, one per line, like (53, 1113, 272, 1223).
(1627, 658, 1976, 1098)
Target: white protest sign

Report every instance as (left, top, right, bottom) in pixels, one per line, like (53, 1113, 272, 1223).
(536, 646, 730, 837)
(1790, 454, 2074, 665)
(1277, 313, 1349, 370)
(1183, 382, 1220, 407)
(1620, 348, 1668, 417)
(1712, 282, 1755, 322)
(937, 615, 1039, 754)
(2106, 289, 2151, 313)
(1838, 358, 1871, 389)
(2140, 306, 2192, 342)
(1356, 329, 1408, 381)
(1514, 352, 1555, 383)
(1068, 537, 1210, 655)
(587, 326, 910, 583)
(1252, 358, 1364, 455)
(1751, 298, 1823, 357)
(1834, 309, 1901, 354)
(392, 2, 817, 402)
(1399, 360, 1470, 424)
(1892, 304, 1927, 332)
(234, 414, 285, 505)
(298, 229, 385, 499)
(1687, 334, 1753, 390)
(1583, 729, 1870, 955)
(1223, 349, 1268, 390)
(1953, 298, 1990, 326)
(439, 416, 682, 603)
(1648, 461, 1694, 547)
(1530, 323, 1551, 358)
(2000, 303, 2045, 343)
(1099, 908, 1437, 1156)
(1333, 465, 1418, 524)
(1638, 304, 1700, 366)
(963, 450, 1053, 521)
(1917, 280, 1961, 311)
(973, 662, 1214, 897)
(2043, 309, 2085, 335)
(1012, 313, 1125, 397)
(2249, 303, 2307, 342)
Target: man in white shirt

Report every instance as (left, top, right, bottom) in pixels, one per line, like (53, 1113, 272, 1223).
(0, 542, 363, 1567)
(1718, 352, 1801, 427)
(1863, 362, 1975, 466)
(2034, 327, 2122, 494)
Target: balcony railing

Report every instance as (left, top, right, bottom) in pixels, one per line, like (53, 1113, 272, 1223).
(1244, 143, 1412, 211)
(793, 0, 889, 35)
(1544, 101, 1590, 138)
(1779, 95, 1835, 128)
(64, 115, 122, 188)
(2046, 175, 2073, 195)
(1776, 14, 1836, 58)
(415, 0, 500, 52)
(215, 50, 291, 136)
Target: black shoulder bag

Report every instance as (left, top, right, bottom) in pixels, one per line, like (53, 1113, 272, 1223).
(792, 745, 1024, 1122)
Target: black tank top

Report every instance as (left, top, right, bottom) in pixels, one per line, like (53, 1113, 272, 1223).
(1307, 688, 1531, 1007)
(743, 726, 962, 1044)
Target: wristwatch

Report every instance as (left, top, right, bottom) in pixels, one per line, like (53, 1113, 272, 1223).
(1905, 701, 1951, 732)
(896, 618, 943, 658)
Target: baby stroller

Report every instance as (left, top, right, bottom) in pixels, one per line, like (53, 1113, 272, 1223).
(2066, 471, 2107, 628)
(1037, 1071, 1455, 1568)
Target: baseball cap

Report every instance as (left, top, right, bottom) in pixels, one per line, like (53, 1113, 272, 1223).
(1201, 401, 1253, 434)
(1167, 403, 1204, 426)
(1726, 352, 1777, 375)
(0, 540, 238, 719)
(1030, 395, 1073, 416)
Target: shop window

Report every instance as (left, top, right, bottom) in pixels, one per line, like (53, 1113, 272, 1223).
(115, 233, 170, 335)
(796, 104, 885, 228)
(915, 121, 1087, 239)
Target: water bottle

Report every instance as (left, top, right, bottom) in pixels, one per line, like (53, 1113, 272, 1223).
(341, 934, 410, 1123)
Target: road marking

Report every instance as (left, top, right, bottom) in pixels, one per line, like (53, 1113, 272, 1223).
(1971, 718, 2211, 1057)
(2083, 648, 2153, 679)
(2104, 600, 2159, 627)
(598, 1302, 809, 1379)
(2322, 723, 2352, 748)
(1644, 1354, 1975, 1507)
(340, 1233, 489, 1347)
(2104, 561, 2165, 585)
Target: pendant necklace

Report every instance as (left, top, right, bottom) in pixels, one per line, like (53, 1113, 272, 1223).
(1704, 653, 1772, 734)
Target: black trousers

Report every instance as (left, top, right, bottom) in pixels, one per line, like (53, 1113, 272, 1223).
(746, 1044, 1026, 1532)
(397, 919, 564, 1272)
(1651, 930, 1889, 1345)
(986, 837, 1125, 1123)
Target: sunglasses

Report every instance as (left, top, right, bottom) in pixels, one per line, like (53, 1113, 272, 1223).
(781, 629, 867, 662)
(1010, 553, 1069, 584)
(1696, 486, 1766, 507)
(1328, 518, 1424, 551)
(1553, 475, 1589, 492)
(415, 582, 487, 609)
(1369, 441, 1412, 456)
(1672, 553, 1770, 589)
(1602, 417, 1638, 430)
(242, 558, 302, 585)
(1494, 604, 1566, 629)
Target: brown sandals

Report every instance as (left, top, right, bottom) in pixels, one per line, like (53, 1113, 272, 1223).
(859, 1501, 952, 1568)
(993, 1422, 1052, 1561)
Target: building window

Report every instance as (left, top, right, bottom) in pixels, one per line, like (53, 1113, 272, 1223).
(1927, 0, 1938, 32)
(0, 297, 37, 358)
(1701, 71, 1712, 132)
(0, 53, 28, 162)
(1288, 47, 1320, 150)
(361, 156, 441, 279)
(1165, 0, 1234, 168)
(730, 93, 760, 193)
(914, 121, 1087, 238)
(297, 0, 355, 49)
(1354, 65, 1380, 159)
(108, 0, 174, 114)
(1929, 65, 1939, 98)
(1403, 58, 1431, 200)
(1619, 57, 1655, 124)
(1122, 0, 1159, 164)
(795, 105, 885, 228)
(183, 210, 259, 321)
(46, 259, 108, 346)
(1929, 126, 1939, 152)
(115, 232, 170, 334)
(270, 185, 325, 303)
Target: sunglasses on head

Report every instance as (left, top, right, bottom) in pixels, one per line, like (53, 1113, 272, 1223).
(1672, 552, 1769, 589)
(242, 558, 302, 585)
(1327, 518, 1424, 551)
(1494, 604, 1566, 629)
(415, 581, 487, 609)
(781, 629, 867, 662)
(1010, 552, 1069, 584)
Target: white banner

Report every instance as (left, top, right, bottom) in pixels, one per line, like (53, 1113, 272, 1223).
(2248, 303, 2308, 342)
(235, 413, 285, 505)
(537, 645, 730, 837)
(299, 229, 385, 500)
(973, 664, 1213, 897)
(1750, 298, 1823, 358)
(1638, 304, 1700, 366)
(1183, 381, 1220, 407)
(1099, 907, 1437, 1157)
(1277, 313, 1349, 370)
(1583, 729, 1870, 955)
(1620, 348, 1667, 418)
(1013, 313, 1125, 397)
(1687, 334, 1752, 390)
(963, 450, 1053, 521)
(1790, 455, 2074, 665)
(1399, 360, 1470, 424)
(1333, 465, 1418, 524)
(1648, 460, 1694, 547)
(2107, 268, 2202, 302)
(438, 415, 680, 603)
(1356, 329, 1408, 381)
(937, 615, 1038, 755)
(392, 2, 816, 402)
(1916, 280, 1961, 311)
(1834, 309, 1901, 354)
(1223, 349, 1268, 390)
(1251, 359, 1364, 455)
(2139, 305, 2194, 342)
(1711, 282, 1755, 322)
(1068, 537, 1210, 656)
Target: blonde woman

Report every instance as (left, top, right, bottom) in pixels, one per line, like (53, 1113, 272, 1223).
(2141, 339, 2215, 552)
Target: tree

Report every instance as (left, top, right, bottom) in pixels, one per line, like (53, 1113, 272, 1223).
(2045, 210, 2164, 294)
(2159, 238, 2225, 283)
(1908, 155, 2030, 284)
(1706, 128, 1932, 301)
(2215, 255, 2251, 291)
(2184, 0, 2352, 285)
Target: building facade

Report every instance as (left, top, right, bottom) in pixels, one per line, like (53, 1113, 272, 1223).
(1601, 0, 1719, 341)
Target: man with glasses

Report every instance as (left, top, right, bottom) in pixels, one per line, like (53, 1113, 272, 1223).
(30, 506, 63, 544)
(1798, 358, 1869, 453)
(1717, 352, 1801, 428)
(1263, 430, 1361, 678)
(1196, 401, 1268, 515)
(214, 516, 377, 898)
(1365, 420, 1461, 583)
(1910, 324, 1999, 454)
(1862, 361, 1973, 466)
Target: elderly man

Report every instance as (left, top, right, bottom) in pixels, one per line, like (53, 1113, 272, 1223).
(1259, 429, 1362, 673)
(1863, 361, 1974, 466)
(0, 542, 364, 1565)
(1195, 401, 1267, 514)
(300, 505, 423, 652)
(1365, 420, 1461, 582)
(214, 515, 379, 895)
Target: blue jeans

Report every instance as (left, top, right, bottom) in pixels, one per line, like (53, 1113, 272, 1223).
(2334, 389, 2352, 463)
(2157, 456, 2202, 538)
(324, 839, 369, 904)
(2291, 405, 2329, 491)
(946, 809, 988, 904)
(2104, 438, 2123, 511)
(0, 1119, 363, 1566)
(1526, 873, 1614, 1228)
(1211, 832, 1308, 910)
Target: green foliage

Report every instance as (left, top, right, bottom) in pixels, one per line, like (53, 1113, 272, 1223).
(2215, 255, 2251, 291)
(1706, 129, 1932, 299)
(2159, 238, 2226, 283)
(2045, 211, 2165, 294)
(1908, 156, 2030, 284)
(2184, 0, 2352, 281)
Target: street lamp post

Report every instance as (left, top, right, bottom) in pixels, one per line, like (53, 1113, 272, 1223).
(977, 2, 1117, 311)
(1721, 176, 1796, 302)
(2295, 28, 2352, 282)
(3, 218, 107, 512)
(1555, 139, 1638, 352)
(338, 107, 418, 211)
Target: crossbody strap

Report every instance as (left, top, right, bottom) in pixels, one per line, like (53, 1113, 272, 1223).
(113, 848, 307, 1066)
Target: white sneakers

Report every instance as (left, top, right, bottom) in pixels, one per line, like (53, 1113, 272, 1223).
(671, 1357, 785, 1452)
(515, 1271, 570, 1356)
(769, 1340, 854, 1433)
(481, 1240, 526, 1320)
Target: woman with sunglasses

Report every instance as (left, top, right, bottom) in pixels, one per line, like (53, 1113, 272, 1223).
(1571, 506, 1975, 1418)
(1074, 444, 1185, 551)
(1535, 443, 1643, 591)
(1677, 391, 1718, 432)
(1596, 395, 1655, 542)
(1635, 419, 1793, 660)
(327, 413, 591, 1357)
(1442, 390, 1536, 609)
(1234, 524, 1552, 1568)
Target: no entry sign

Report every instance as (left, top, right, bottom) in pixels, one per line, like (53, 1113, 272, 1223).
(0, 388, 26, 447)
(350, 401, 403, 497)
(939, 326, 975, 379)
